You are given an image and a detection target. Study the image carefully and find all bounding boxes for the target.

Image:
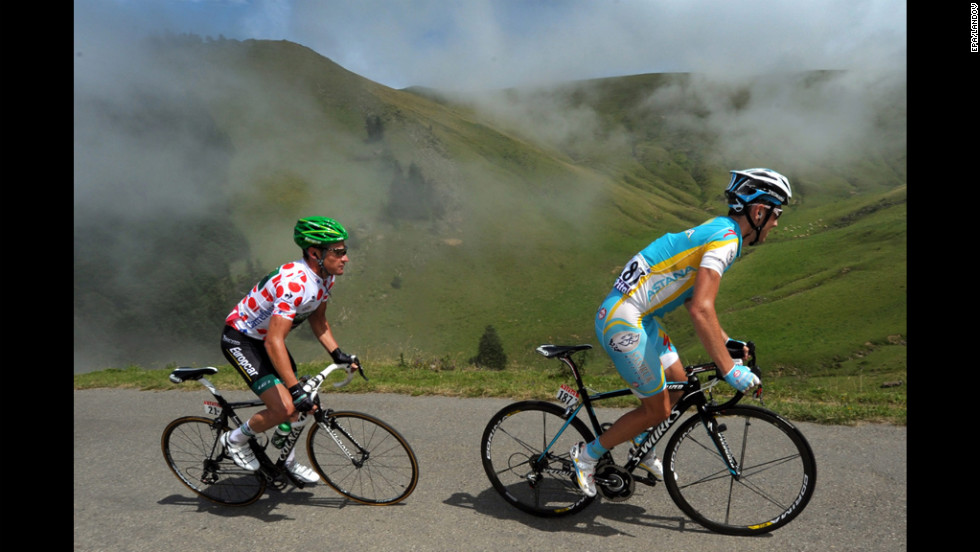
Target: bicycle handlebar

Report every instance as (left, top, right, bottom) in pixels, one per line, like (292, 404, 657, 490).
(303, 357, 367, 396)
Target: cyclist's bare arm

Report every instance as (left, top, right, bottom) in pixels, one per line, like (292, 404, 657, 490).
(266, 315, 302, 389)
(685, 267, 738, 377)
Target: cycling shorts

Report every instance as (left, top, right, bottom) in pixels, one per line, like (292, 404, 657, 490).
(220, 325, 297, 396)
(595, 292, 679, 398)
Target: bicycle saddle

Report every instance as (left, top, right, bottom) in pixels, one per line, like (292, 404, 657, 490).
(169, 366, 219, 383)
(535, 344, 593, 358)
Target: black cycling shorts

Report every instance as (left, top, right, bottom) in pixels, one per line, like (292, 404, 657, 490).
(220, 325, 297, 396)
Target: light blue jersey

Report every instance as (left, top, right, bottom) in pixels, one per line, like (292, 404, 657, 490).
(595, 217, 742, 397)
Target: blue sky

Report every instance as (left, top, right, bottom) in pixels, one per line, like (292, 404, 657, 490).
(74, 0, 906, 90)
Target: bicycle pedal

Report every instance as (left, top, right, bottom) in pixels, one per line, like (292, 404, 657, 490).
(635, 474, 659, 487)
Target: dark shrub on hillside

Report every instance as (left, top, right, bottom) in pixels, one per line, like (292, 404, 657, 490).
(470, 325, 507, 370)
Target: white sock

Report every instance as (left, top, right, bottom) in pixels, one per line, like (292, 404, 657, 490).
(229, 421, 255, 445)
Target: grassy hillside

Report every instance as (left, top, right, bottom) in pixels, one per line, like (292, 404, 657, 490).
(74, 37, 906, 389)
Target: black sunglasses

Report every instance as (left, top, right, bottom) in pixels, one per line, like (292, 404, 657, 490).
(764, 205, 783, 219)
(323, 246, 348, 256)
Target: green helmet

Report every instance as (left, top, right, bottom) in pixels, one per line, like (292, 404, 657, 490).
(293, 216, 348, 248)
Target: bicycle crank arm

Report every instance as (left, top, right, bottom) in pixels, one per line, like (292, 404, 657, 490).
(595, 464, 635, 501)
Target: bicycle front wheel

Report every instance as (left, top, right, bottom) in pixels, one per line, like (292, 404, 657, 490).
(161, 416, 266, 506)
(480, 400, 597, 517)
(306, 411, 419, 505)
(663, 405, 817, 536)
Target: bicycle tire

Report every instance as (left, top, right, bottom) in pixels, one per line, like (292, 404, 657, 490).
(662, 405, 817, 536)
(306, 411, 419, 505)
(480, 400, 598, 517)
(161, 416, 266, 506)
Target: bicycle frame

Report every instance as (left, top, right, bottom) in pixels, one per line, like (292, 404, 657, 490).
(537, 343, 759, 479)
(168, 362, 364, 488)
(481, 342, 814, 534)
(166, 358, 419, 507)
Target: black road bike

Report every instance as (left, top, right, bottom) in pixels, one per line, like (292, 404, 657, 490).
(480, 342, 816, 536)
(162, 361, 419, 507)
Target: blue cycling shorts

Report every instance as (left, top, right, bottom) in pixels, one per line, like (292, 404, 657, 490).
(595, 293, 679, 398)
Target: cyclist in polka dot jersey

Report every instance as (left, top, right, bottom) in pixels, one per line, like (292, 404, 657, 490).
(226, 260, 333, 339)
(218, 216, 360, 481)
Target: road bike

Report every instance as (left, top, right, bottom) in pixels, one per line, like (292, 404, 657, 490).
(162, 361, 419, 507)
(480, 342, 816, 536)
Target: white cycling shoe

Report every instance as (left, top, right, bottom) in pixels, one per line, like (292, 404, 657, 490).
(570, 442, 598, 497)
(220, 432, 259, 471)
(630, 434, 664, 480)
(287, 461, 320, 484)
(637, 451, 664, 480)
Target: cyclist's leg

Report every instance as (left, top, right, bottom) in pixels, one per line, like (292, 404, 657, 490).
(593, 307, 674, 452)
(219, 326, 296, 436)
(597, 389, 670, 449)
(571, 303, 674, 494)
(247, 385, 294, 433)
(220, 327, 318, 479)
(629, 354, 684, 479)
(660, 334, 685, 405)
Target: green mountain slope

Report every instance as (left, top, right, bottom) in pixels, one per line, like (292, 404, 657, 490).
(74, 37, 906, 375)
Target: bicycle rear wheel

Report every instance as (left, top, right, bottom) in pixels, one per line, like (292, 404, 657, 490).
(161, 416, 266, 506)
(306, 411, 419, 505)
(663, 405, 817, 536)
(480, 400, 597, 517)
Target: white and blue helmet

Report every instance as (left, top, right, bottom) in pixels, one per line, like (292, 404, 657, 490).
(725, 168, 792, 213)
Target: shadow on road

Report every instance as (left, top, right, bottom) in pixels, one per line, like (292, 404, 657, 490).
(442, 488, 723, 537)
(157, 484, 406, 521)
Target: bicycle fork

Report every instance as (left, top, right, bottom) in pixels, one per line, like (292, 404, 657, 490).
(699, 412, 742, 478)
(321, 416, 369, 468)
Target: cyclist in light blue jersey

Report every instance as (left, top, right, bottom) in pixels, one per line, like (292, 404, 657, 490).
(571, 168, 792, 497)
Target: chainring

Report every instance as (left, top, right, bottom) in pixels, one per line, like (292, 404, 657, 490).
(595, 462, 634, 502)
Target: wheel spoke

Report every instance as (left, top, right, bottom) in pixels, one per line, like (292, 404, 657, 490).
(663, 406, 816, 535)
(161, 417, 265, 506)
(481, 401, 596, 517)
(307, 411, 419, 505)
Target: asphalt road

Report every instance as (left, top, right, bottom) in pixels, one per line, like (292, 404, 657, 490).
(74, 388, 906, 551)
